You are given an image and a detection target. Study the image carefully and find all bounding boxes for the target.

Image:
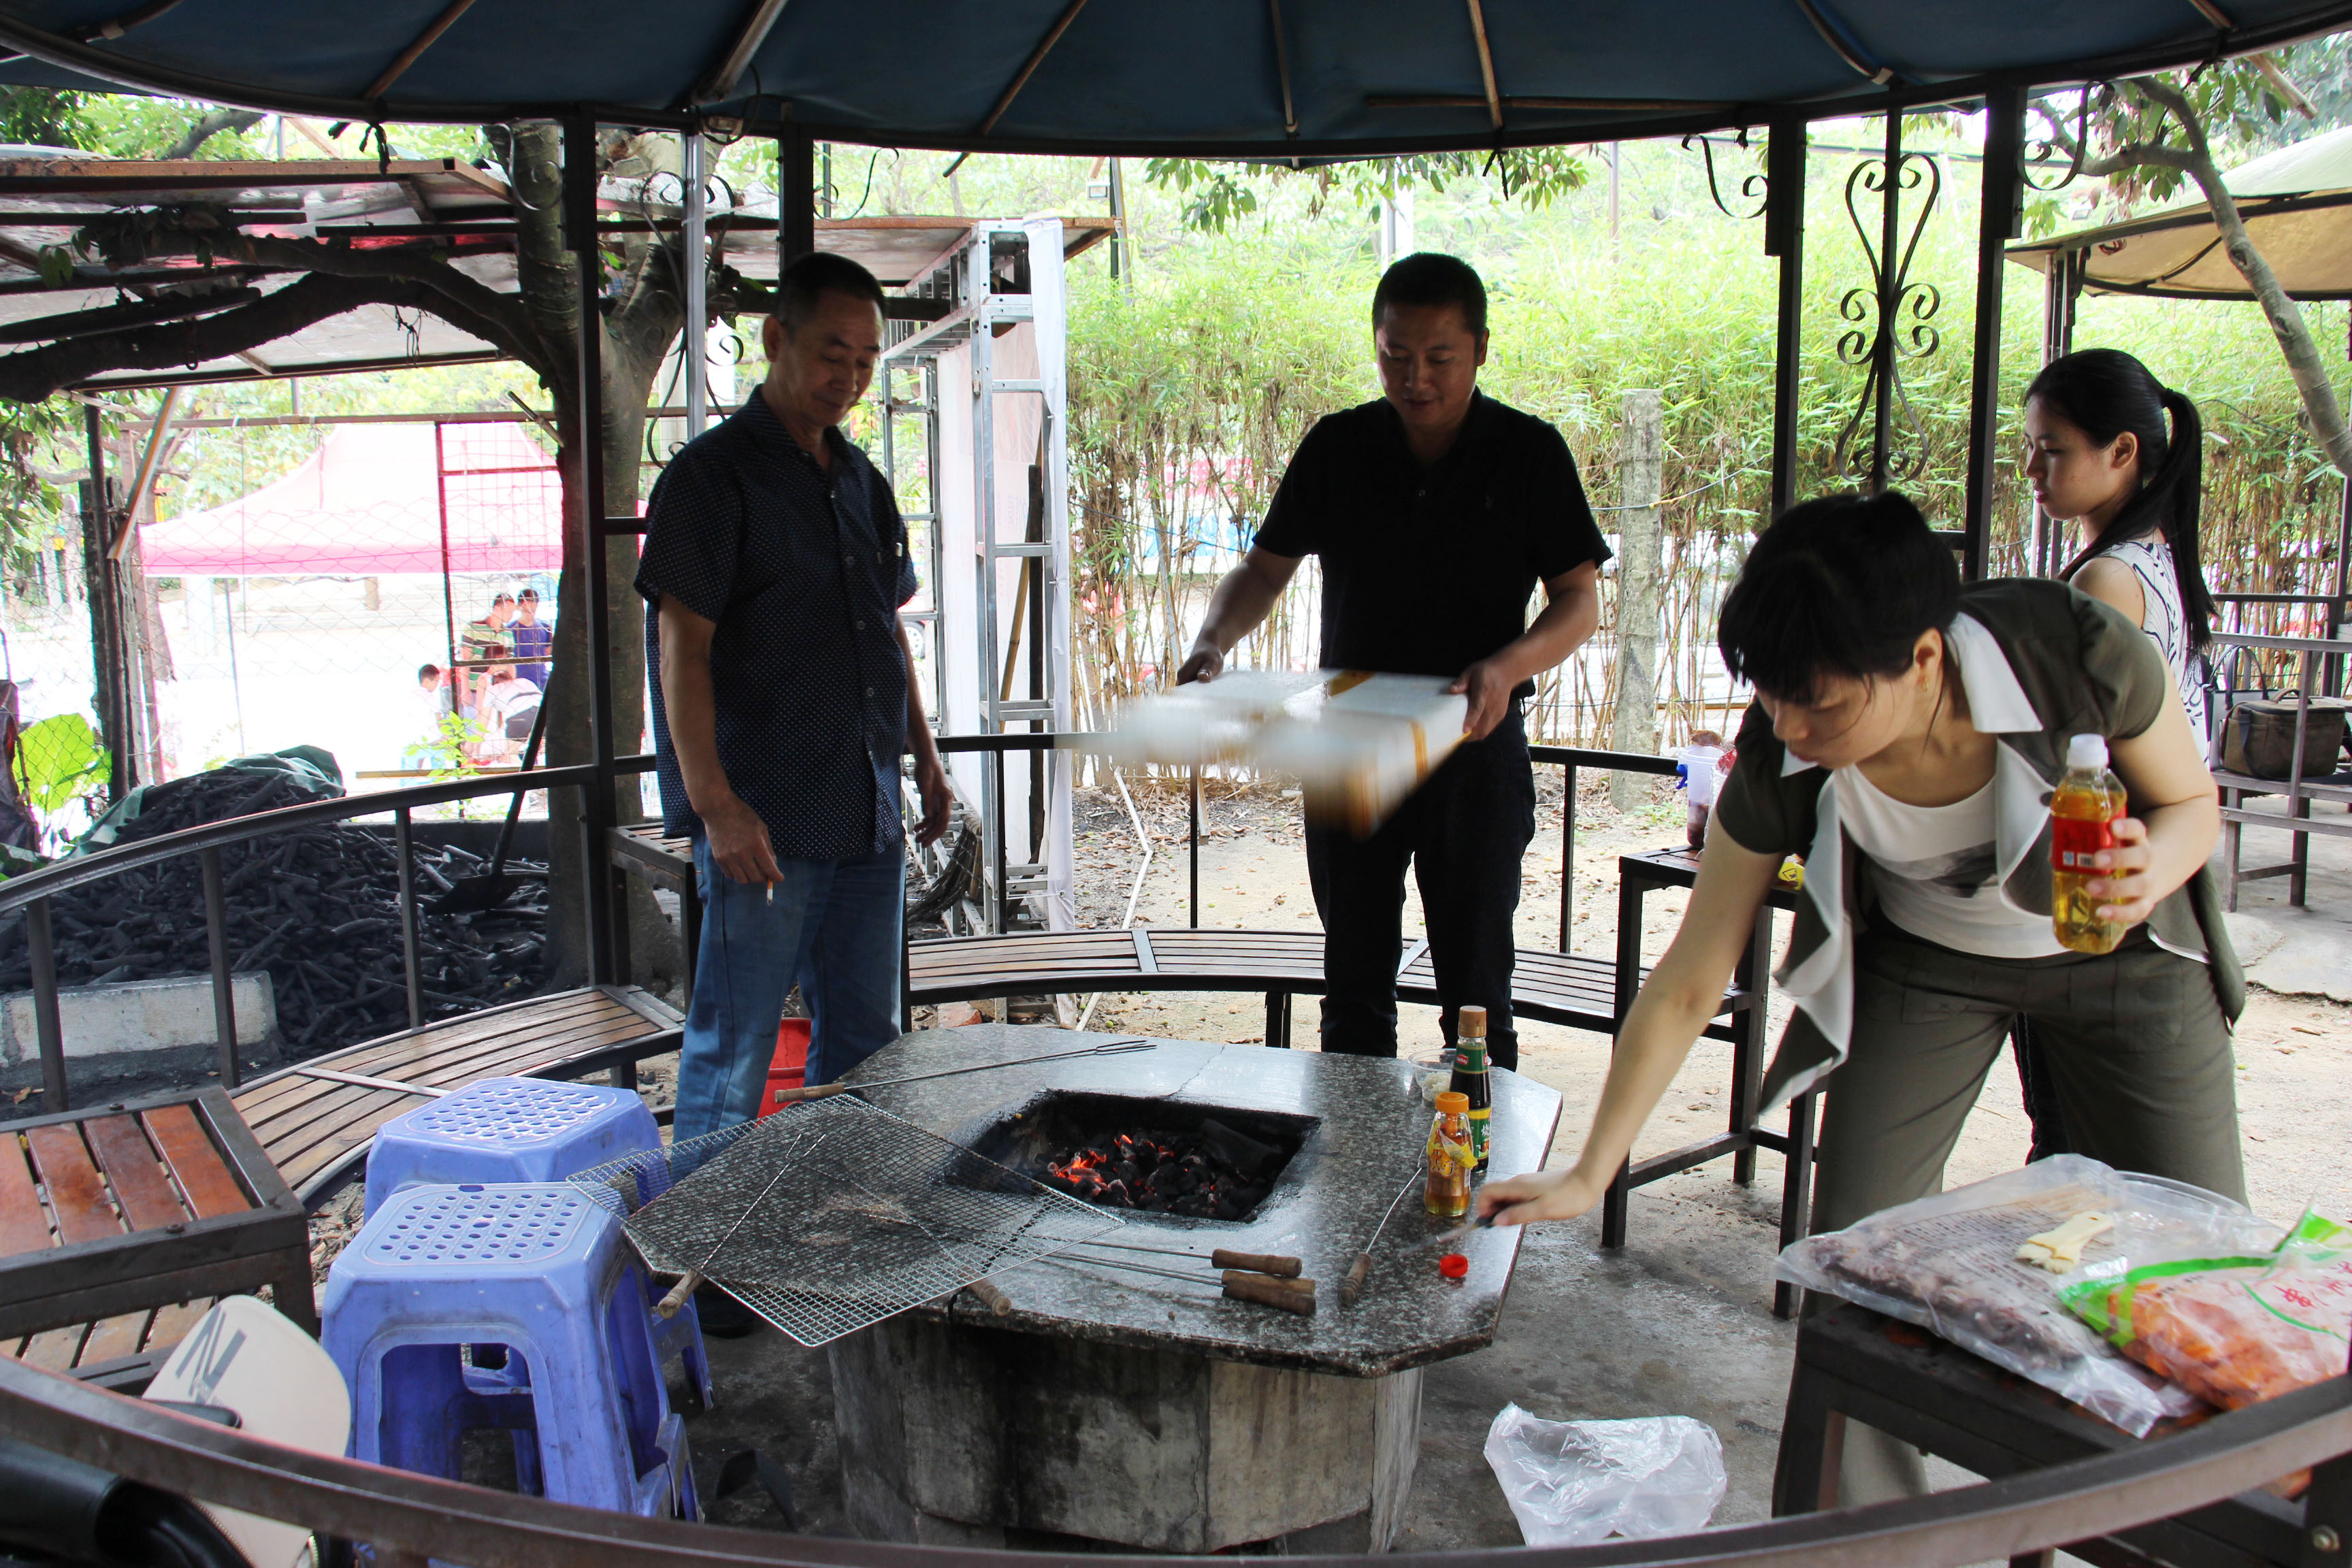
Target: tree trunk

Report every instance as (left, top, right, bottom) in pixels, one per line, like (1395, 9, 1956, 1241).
(2140, 80, 2352, 478)
(1610, 389, 1663, 810)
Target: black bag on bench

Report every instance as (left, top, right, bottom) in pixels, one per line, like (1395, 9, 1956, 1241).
(2218, 693, 2351, 780)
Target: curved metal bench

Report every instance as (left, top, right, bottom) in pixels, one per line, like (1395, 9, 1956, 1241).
(3, 1349, 2346, 1568)
(908, 927, 1656, 1041)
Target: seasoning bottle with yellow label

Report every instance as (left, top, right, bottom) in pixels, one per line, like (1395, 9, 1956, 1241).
(1425, 1090, 1474, 1218)
(1448, 1006, 1492, 1171)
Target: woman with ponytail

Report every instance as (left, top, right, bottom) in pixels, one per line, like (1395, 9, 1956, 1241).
(2025, 348, 2217, 738)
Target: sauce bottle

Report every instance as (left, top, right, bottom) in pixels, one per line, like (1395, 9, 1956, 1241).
(1448, 1006, 1492, 1171)
(2051, 733, 2127, 955)
(1426, 1091, 1474, 1218)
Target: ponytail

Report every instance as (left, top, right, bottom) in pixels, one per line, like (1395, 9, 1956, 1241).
(2032, 348, 2215, 652)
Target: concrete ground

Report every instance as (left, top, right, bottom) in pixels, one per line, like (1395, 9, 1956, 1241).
(374, 777, 2352, 1556)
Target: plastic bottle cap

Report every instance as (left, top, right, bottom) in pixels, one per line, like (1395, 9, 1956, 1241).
(1438, 1253, 1469, 1279)
(2066, 734, 2109, 769)
(1458, 1005, 1486, 1036)
(1435, 1090, 1469, 1113)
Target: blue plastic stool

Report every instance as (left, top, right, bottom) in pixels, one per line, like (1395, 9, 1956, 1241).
(323, 1183, 700, 1522)
(363, 1077, 713, 1409)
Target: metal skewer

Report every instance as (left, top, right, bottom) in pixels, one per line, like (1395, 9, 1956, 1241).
(1341, 1170, 1425, 1307)
(770, 1039, 1158, 1104)
(1025, 1253, 1316, 1315)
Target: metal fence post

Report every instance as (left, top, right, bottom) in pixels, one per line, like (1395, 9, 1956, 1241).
(1188, 764, 1200, 929)
(395, 806, 425, 1030)
(199, 847, 238, 1088)
(1558, 763, 1578, 952)
(27, 896, 65, 1111)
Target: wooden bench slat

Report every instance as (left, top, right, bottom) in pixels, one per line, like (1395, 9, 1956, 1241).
(83, 1114, 191, 1234)
(0, 1131, 52, 1258)
(232, 994, 636, 1134)
(144, 1298, 211, 1356)
(25, 1125, 119, 1245)
(16, 1324, 82, 1371)
(229, 992, 621, 1122)
(78, 1310, 149, 1367)
(265, 1015, 672, 1189)
(144, 1104, 252, 1220)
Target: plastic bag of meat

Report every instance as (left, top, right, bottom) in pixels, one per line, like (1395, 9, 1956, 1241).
(2061, 1209, 2352, 1414)
(1776, 1156, 2271, 1435)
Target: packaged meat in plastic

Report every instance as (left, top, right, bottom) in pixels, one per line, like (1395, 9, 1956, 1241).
(1776, 1156, 2262, 1435)
(2061, 1209, 2351, 1415)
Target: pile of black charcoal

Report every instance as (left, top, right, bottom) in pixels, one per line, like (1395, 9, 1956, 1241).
(0, 766, 549, 1055)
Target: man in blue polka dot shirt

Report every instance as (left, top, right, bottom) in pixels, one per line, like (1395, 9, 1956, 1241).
(638, 252, 953, 1169)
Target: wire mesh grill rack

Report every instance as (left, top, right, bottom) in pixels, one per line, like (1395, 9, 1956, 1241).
(570, 1097, 1122, 1346)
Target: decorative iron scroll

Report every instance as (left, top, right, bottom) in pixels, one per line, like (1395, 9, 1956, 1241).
(2025, 81, 2098, 195)
(1831, 139, 1942, 489)
(1684, 131, 1768, 220)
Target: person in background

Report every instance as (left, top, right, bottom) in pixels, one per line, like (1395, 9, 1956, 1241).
(1177, 252, 1607, 1071)
(458, 592, 516, 715)
(416, 664, 451, 718)
(477, 664, 542, 762)
(2016, 348, 2219, 1160)
(509, 588, 553, 689)
(2026, 348, 2216, 740)
(1477, 491, 2240, 1505)
(636, 249, 953, 1339)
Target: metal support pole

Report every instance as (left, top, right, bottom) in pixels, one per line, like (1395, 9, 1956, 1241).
(1963, 85, 2025, 583)
(1558, 763, 1577, 952)
(395, 806, 424, 1030)
(1107, 157, 1125, 280)
(564, 115, 619, 985)
(2034, 249, 2085, 575)
(27, 896, 65, 1112)
(1188, 764, 1200, 929)
(79, 404, 129, 802)
(1764, 116, 1807, 517)
(780, 127, 815, 267)
(683, 129, 708, 436)
(199, 847, 238, 1088)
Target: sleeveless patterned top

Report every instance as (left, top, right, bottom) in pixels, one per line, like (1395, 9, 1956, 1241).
(2093, 535, 2206, 738)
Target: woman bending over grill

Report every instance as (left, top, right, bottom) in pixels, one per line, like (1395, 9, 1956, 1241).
(1477, 490, 2242, 1500)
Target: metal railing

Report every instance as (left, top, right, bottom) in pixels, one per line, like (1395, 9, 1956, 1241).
(0, 758, 655, 1113)
(926, 733, 1685, 947)
(2, 1350, 2345, 1568)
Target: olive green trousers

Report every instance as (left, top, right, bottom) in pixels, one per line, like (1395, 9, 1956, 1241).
(1803, 921, 2244, 1503)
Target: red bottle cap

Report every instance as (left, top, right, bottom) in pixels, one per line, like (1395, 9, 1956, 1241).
(1438, 1252, 1469, 1279)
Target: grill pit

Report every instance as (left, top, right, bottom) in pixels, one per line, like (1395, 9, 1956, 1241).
(957, 1091, 1311, 1222)
(826, 1026, 1561, 1554)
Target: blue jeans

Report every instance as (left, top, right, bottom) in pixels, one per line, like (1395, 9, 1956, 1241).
(670, 837, 904, 1144)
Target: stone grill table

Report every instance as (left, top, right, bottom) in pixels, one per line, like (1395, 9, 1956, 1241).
(826, 1024, 1561, 1553)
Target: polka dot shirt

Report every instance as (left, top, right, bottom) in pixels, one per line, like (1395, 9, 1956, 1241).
(635, 391, 919, 863)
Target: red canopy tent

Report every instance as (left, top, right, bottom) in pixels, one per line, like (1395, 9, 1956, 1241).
(138, 421, 562, 578)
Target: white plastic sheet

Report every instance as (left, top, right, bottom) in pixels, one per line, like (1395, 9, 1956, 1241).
(1482, 1404, 1726, 1547)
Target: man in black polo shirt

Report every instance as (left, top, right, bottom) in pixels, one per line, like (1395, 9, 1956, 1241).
(637, 251, 952, 1166)
(1177, 253, 1607, 1071)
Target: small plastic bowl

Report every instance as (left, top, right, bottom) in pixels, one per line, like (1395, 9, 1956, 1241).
(1438, 1252, 1469, 1279)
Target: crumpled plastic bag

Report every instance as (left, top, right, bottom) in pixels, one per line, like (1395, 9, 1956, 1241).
(1482, 1404, 1726, 1546)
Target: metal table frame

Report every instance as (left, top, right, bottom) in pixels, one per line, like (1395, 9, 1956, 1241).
(1610, 845, 1816, 1318)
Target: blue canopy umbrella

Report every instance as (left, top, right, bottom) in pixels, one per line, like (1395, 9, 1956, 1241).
(0, 0, 2345, 155)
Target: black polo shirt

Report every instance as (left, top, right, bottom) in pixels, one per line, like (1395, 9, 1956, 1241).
(635, 391, 917, 863)
(1253, 392, 1609, 694)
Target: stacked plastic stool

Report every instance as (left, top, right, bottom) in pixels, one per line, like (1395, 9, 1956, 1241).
(324, 1183, 699, 1521)
(363, 1076, 712, 1409)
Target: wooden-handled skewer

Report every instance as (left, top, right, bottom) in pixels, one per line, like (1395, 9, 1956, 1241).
(1210, 1250, 1302, 1277)
(1222, 1269, 1314, 1296)
(655, 1271, 702, 1319)
(1222, 1273, 1316, 1315)
(963, 1277, 1013, 1316)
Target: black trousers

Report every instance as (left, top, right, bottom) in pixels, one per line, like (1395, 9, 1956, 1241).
(1303, 705, 1535, 1069)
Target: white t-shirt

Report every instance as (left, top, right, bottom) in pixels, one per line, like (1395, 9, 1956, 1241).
(1834, 765, 2067, 958)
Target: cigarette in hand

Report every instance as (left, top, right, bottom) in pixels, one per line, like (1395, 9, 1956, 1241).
(766, 880, 774, 903)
